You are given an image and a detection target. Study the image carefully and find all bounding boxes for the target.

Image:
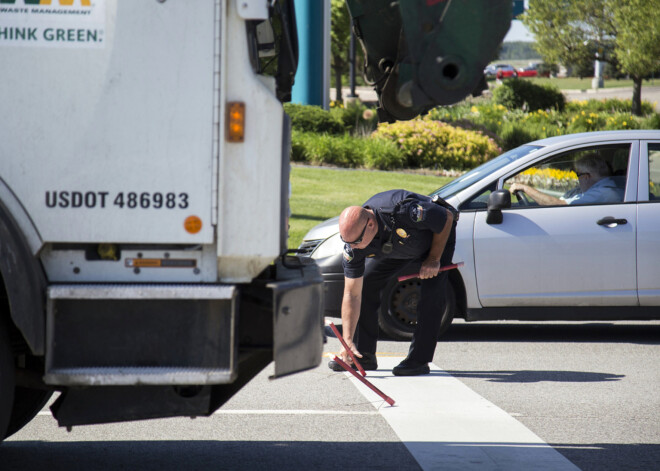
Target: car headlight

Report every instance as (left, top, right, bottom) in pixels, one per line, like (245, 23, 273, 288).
(311, 233, 343, 260)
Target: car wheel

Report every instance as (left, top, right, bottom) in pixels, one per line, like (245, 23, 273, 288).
(378, 277, 456, 341)
(0, 320, 15, 441)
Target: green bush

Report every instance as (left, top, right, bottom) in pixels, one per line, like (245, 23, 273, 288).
(284, 103, 345, 135)
(362, 138, 406, 169)
(565, 98, 654, 116)
(373, 120, 501, 170)
(493, 79, 565, 112)
(329, 101, 379, 136)
(641, 113, 660, 129)
(291, 131, 405, 169)
(295, 132, 362, 166)
(499, 122, 539, 151)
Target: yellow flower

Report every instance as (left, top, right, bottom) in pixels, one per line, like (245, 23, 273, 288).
(623, 121, 627, 126)
(471, 106, 479, 114)
(587, 119, 592, 124)
(581, 110, 586, 116)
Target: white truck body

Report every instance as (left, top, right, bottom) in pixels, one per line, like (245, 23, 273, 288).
(1, 0, 285, 282)
(0, 0, 323, 434)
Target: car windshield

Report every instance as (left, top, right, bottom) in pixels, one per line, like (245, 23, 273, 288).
(432, 145, 542, 199)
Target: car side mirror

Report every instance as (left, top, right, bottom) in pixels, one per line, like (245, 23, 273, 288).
(486, 190, 511, 225)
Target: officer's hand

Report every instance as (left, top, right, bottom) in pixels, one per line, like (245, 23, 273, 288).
(339, 340, 363, 364)
(420, 258, 441, 279)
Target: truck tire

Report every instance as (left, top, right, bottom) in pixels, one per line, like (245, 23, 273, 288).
(378, 277, 455, 341)
(4, 386, 52, 439)
(0, 320, 15, 441)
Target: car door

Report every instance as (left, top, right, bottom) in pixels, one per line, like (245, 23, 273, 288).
(473, 141, 639, 307)
(637, 141, 660, 305)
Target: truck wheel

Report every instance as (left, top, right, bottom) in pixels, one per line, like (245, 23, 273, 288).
(4, 386, 52, 439)
(0, 322, 15, 441)
(378, 277, 455, 341)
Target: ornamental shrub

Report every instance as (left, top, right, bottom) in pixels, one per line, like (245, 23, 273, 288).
(373, 120, 501, 170)
(362, 138, 406, 170)
(329, 100, 379, 136)
(290, 131, 404, 168)
(284, 103, 345, 135)
(499, 122, 539, 151)
(565, 110, 641, 133)
(566, 98, 654, 116)
(294, 132, 363, 166)
(641, 113, 660, 129)
(493, 79, 565, 112)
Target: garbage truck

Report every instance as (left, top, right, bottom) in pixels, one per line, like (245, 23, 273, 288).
(0, 0, 510, 439)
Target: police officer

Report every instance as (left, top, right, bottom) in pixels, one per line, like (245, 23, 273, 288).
(328, 189, 457, 376)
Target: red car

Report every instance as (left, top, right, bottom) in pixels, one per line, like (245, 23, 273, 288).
(517, 66, 539, 77)
(495, 64, 518, 79)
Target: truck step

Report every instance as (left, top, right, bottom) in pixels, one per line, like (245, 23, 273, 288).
(46, 283, 238, 386)
(44, 366, 233, 386)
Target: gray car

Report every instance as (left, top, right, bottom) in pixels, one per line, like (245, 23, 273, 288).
(298, 130, 660, 340)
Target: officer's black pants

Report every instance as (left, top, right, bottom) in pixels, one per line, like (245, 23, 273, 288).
(355, 228, 456, 363)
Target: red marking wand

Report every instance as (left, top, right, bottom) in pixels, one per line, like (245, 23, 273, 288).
(397, 262, 464, 282)
(332, 355, 395, 406)
(329, 322, 366, 376)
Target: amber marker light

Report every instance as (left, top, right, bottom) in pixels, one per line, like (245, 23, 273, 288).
(184, 215, 202, 234)
(227, 102, 245, 142)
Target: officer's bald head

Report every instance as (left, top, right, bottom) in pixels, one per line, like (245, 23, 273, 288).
(339, 206, 369, 244)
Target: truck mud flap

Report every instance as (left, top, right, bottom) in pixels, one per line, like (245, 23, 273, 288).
(269, 256, 324, 378)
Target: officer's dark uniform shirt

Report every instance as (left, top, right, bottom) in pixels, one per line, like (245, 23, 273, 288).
(342, 190, 449, 279)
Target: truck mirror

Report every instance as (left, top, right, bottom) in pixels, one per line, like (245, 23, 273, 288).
(486, 190, 511, 225)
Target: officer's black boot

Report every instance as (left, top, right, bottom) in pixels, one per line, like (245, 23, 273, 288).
(328, 352, 378, 372)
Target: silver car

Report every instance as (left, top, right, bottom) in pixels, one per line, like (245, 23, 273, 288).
(298, 130, 660, 340)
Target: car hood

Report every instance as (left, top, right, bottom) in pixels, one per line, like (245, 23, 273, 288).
(303, 216, 340, 241)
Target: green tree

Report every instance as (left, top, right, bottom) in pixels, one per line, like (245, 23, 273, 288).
(523, 1, 613, 70)
(331, 0, 351, 103)
(611, 0, 660, 115)
(523, 0, 660, 115)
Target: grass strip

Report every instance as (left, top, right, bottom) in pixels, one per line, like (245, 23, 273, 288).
(288, 166, 453, 248)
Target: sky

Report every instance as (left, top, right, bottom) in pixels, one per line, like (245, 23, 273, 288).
(503, 20, 535, 42)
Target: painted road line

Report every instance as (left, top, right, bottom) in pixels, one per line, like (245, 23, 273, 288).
(347, 357, 581, 471)
(36, 409, 380, 417)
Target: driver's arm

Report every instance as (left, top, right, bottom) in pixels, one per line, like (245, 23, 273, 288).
(509, 183, 567, 206)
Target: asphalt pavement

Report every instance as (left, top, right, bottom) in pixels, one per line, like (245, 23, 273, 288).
(3, 319, 659, 471)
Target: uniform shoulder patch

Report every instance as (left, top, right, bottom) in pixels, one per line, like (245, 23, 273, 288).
(343, 244, 354, 262)
(409, 203, 425, 223)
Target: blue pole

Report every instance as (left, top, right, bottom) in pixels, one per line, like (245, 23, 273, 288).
(292, 0, 326, 107)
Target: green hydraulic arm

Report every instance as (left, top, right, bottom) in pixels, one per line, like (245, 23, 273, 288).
(345, 0, 511, 122)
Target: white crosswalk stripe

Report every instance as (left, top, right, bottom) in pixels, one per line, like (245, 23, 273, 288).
(345, 356, 581, 471)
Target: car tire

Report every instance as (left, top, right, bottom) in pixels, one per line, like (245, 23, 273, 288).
(0, 320, 15, 441)
(378, 277, 456, 341)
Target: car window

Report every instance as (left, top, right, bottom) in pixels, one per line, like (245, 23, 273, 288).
(648, 144, 660, 201)
(434, 145, 541, 200)
(503, 144, 630, 207)
(459, 181, 497, 211)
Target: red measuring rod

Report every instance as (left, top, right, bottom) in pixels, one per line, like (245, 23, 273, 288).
(329, 322, 366, 376)
(332, 356, 395, 406)
(397, 262, 464, 282)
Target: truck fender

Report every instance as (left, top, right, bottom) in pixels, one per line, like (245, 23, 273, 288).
(0, 192, 46, 356)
